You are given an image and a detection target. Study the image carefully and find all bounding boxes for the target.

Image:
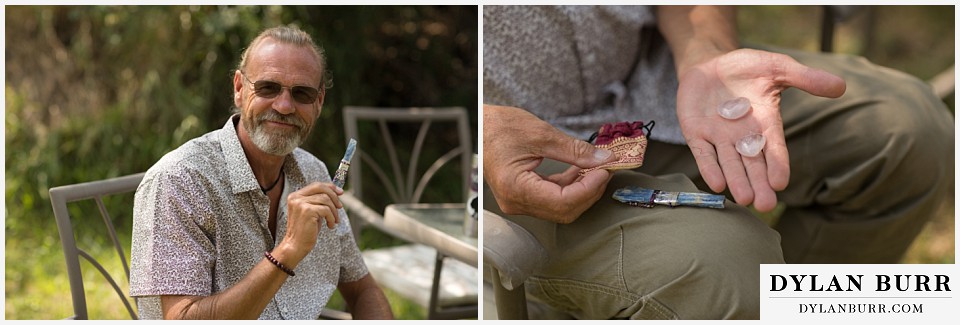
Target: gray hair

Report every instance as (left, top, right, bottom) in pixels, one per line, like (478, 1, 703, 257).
(238, 25, 332, 90)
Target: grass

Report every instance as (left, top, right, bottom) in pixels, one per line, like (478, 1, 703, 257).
(901, 197, 956, 264)
(4, 236, 128, 319)
(4, 206, 429, 320)
(326, 285, 428, 319)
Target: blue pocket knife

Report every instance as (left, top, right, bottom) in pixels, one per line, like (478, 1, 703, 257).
(332, 138, 357, 189)
(612, 186, 725, 209)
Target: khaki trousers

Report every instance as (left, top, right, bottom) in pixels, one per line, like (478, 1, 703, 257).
(641, 47, 954, 264)
(483, 48, 954, 319)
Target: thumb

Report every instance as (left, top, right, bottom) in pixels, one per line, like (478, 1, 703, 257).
(538, 130, 616, 168)
(778, 56, 847, 98)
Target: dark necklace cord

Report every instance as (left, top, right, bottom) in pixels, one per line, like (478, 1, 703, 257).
(261, 170, 284, 193)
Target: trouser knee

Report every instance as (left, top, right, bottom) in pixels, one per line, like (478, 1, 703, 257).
(776, 54, 953, 263)
(618, 203, 785, 319)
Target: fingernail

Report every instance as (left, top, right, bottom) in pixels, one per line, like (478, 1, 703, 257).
(594, 149, 613, 161)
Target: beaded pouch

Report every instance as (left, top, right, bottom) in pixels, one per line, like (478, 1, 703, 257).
(579, 121, 655, 175)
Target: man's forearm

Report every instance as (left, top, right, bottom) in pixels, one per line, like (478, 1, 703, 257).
(161, 245, 301, 319)
(657, 6, 739, 77)
(339, 274, 394, 319)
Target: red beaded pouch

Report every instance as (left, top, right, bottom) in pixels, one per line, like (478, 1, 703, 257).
(579, 121, 655, 175)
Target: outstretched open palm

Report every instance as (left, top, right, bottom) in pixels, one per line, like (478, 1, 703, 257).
(677, 49, 845, 211)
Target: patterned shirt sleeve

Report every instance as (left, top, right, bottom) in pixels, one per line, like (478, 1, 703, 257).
(130, 166, 216, 297)
(337, 210, 369, 283)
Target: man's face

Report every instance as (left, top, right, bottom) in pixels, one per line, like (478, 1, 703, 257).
(233, 39, 325, 156)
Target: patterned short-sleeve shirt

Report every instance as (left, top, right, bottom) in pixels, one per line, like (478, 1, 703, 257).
(483, 6, 686, 144)
(129, 114, 368, 319)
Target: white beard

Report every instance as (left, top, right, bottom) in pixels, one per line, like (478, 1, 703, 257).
(250, 125, 302, 156)
(244, 110, 309, 156)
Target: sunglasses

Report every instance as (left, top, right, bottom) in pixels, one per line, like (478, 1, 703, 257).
(240, 71, 321, 105)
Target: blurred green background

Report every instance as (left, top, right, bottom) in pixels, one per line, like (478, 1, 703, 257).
(5, 5, 476, 319)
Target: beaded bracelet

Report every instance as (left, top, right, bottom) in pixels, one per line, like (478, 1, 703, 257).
(264, 251, 295, 277)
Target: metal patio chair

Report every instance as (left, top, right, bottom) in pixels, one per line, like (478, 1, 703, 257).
(49, 173, 145, 320)
(340, 106, 478, 319)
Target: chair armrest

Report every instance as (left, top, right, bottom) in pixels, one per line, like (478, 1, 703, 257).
(928, 65, 955, 99)
(482, 210, 547, 290)
(319, 307, 353, 320)
(340, 191, 386, 229)
(340, 191, 416, 243)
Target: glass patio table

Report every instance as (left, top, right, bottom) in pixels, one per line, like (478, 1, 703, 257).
(383, 203, 478, 267)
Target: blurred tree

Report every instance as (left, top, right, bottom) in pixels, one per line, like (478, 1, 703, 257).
(6, 5, 476, 235)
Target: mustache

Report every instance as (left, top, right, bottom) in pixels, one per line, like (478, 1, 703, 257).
(257, 110, 305, 129)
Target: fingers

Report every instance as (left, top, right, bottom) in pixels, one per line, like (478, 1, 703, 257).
(290, 182, 344, 229)
(538, 127, 616, 169)
(484, 104, 616, 170)
(500, 169, 612, 224)
(280, 182, 342, 257)
(763, 126, 790, 191)
(543, 165, 585, 186)
(299, 201, 339, 229)
(687, 138, 726, 193)
(290, 201, 339, 230)
(742, 155, 778, 212)
(483, 104, 617, 222)
(543, 169, 613, 223)
(560, 169, 612, 205)
(297, 182, 343, 209)
(777, 54, 846, 98)
(716, 144, 754, 206)
(691, 136, 780, 211)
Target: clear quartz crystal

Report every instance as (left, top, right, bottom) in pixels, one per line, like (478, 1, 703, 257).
(736, 133, 766, 157)
(717, 97, 751, 120)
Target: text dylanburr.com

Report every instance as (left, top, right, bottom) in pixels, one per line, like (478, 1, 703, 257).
(760, 264, 957, 320)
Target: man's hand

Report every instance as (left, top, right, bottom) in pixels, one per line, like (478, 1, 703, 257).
(483, 104, 618, 224)
(677, 49, 846, 211)
(657, 6, 846, 212)
(277, 182, 343, 264)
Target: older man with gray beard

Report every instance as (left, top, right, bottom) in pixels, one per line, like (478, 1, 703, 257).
(129, 26, 393, 320)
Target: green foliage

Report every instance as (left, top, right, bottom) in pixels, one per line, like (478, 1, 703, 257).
(326, 286, 427, 320)
(6, 5, 476, 320)
(738, 5, 954, 111)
